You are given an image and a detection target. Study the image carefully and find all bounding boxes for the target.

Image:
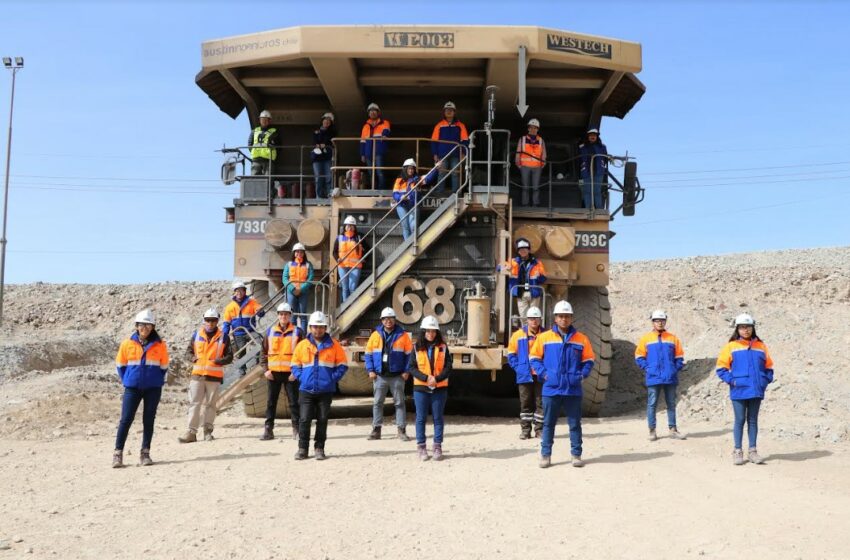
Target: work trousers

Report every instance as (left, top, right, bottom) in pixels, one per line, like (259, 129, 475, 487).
(114, 386, 162, 451)
(518, 380, 543, 434)
(372, 374, 407, 429)
(265, 373, 301, 430)
(187, 378, 221, 434)
(298, 391, 333, 450)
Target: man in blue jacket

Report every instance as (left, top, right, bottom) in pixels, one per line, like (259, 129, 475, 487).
(635, 310, 686, 441)
(578, 128, 609, 209)
(365, 307, 413, 441)
(507, 306, 544, 439)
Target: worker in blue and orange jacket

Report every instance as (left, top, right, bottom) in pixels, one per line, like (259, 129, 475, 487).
(392, 158, 439, 240)
(408, 315, 452, 462)
(530, 300, 595, 469)
(635, 309, 686, 442)
(291, 311, 348, 461)
(360, 102, 391, 189)
(716, 313, 775, 466)
(500, 237, 547, 323)
(365, 307, 413, 441)
(222, 280, 265, 376)
(507, 305, 545, 439)
(430, 101, 469, 193)
(113, 309, 169, 468)
(259, 302, 303, 442)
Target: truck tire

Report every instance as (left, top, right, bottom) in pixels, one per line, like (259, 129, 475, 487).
(569, 286, 613, 416)
(241, 368, 290, 419)
(337, 366, 373, 396)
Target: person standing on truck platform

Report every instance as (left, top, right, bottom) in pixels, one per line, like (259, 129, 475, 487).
(283, 243, 314, 332)
(334, 216, 368, 302)
(392, 158, 438, 240)
(291, 311, 348, 461)
(113, 309, 169, 468)
(259, 302, 303, 442)
(312, 112, 336, 199)
(222, 280, 264, 376)
(579, 128, 609, 209)
(530, 300, 595, 469)
(431, 101, 469, 193)
(502, 238, 547, 324)
(507, 306, 545, 439)
(365, 307, 413, 442)
(249, 110, 280, 178)
(360, 103, 391, 190)
(635, 310, 687, 442)
(178, 308, 233, 444)
(716, 313, 775, 466)
(409, 315, 452, 462)
(515, 118, 547, 207)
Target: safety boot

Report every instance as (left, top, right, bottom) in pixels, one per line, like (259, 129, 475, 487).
(733, 448, 745, 466)
(139, 449, 153, 467)
(203, 429, 215, 442)
(314, 448, 327, 461)
(178, 431, 197, 444)
(533, 427, 542, 439)
(669, 428, 687, 440)
(260, 426, 274, 441)
(433, 443, 444, 461)
(571, 455, 585, 468)
(748, 448, 764, 464)
(520, 428, 532, 440)
(112, 449, 124, 469)
(294, 448, 309, 460)
(367, 426, 382, 440)
(397, 427, 411, 442)
(291, 426, 299, 440)
(538, 455, 551, 469)
(648, 429, 658, 441)
(417, 443, 430, 462)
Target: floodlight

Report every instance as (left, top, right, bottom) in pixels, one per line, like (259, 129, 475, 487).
(2, 58, 10, 68)
(14, 57, 23, 67)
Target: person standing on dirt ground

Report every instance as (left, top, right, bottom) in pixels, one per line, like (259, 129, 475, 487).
(530, 300, 595, 469)
(222, 280, 264, 376)
(501, 238, 546, 324)
(179, 308, 233, 444)
(365, 307, 413, 442)
(507, 306, 545, 440)
(578, 127, 608, 210)
(283, 243, 314, 332)
(716, 313, 775, 466)
(408, 315, 452, 462)
(113, 309, 169, 468)
(635, 310, 686, 442)
(291, 311, 348, 461)
(515, 118, 547, 207)
(259, 302, 303, 441)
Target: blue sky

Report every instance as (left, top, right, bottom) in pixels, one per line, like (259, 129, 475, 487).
(1, 1, 848, 284)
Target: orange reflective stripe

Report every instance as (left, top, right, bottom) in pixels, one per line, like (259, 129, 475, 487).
(192, 329, 225, 379)
(337, 235, 363, 269)
(518, 136, 545, 167)
(413, 345, 449, 388)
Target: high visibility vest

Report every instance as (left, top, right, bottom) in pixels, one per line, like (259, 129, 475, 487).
(517, 135, 545, 168)
(191, 328, 226, 379)
(287, 259, 310, 289)
(413, 344, 449, 389)
(251, 127, 277, 161)
(337, 234, 363, 269)
(267, 322, 302, 373)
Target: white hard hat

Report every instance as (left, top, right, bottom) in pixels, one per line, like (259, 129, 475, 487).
(380, 307, 397, 319)
(650, 310, 668, 321)
(343, 216, 357, 226)
(322, 112, 335, 121)
(293, 242, 306, 252)
(734, 313, 755, 326)
(308, 311, 329, 327)
(527, 118, 540, 128)
(277, 302, 292, 313)
(203, 307, 220, 320)
(587, 128, 599, 135)
(443, 101, 456, 110)
(367, 103, 380, 112)
(402, 158, 417, 168)
(232, 280, 247, 291)
(134, 309, 156, 325)
(516, 238, 531, 250)
(553, 301, 573, 315)
(259, 110, 272, 119)
(526, 306, 543, 319)
(420, 315, 440, 331)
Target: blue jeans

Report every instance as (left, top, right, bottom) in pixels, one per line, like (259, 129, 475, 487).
(372, 374, 407, 429)
(396, 204, 416, 240)
(732, 398, 761, 449)
(114, 386, 162, 450)
(647, 384, 678, 430)
(541, 394, 583, 457)
(414, 390, 448, 444)
(365, 154, 386, 190)
(581, 177, 604, 209)
(313, 159, 332, 198)
(338, 266, 361, 302)
(437, 155, 460, 193)
(287, 289, 310, 331)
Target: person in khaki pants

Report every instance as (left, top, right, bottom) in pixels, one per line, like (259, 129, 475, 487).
(179, 308, 233, 443)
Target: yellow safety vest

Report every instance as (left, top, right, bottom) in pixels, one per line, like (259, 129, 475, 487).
(251, 127, 278, 161)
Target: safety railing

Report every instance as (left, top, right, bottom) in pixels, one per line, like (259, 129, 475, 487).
(278, 280, 331, 329)
(506, 285, 551, 330)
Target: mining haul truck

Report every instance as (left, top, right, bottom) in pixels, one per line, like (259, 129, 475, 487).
(195, 25, 645, 417)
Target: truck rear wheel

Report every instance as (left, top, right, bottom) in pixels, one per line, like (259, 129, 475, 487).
(338, 367, 373, 396)
(570, 286, 613, 416)
(241, 366, 291, 419)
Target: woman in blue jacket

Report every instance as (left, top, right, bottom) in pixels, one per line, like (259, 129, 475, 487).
(312, 112, 336, 198)
(716, 313, 775, 466)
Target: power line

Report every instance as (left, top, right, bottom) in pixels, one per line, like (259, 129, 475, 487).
(9, 249, 231, 255)
(649, 175, 850, 190)
(640, 160, 850, 176)
(648, 167, 850, 184)
(12, 173, 222, 183)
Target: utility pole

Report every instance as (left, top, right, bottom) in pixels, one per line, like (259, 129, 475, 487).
(0, 56, 24, 327)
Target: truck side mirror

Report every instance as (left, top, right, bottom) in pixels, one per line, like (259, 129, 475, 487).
(221, 159, 238, 185)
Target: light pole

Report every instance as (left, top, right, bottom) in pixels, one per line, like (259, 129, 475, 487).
(0, 56, 23, 327)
